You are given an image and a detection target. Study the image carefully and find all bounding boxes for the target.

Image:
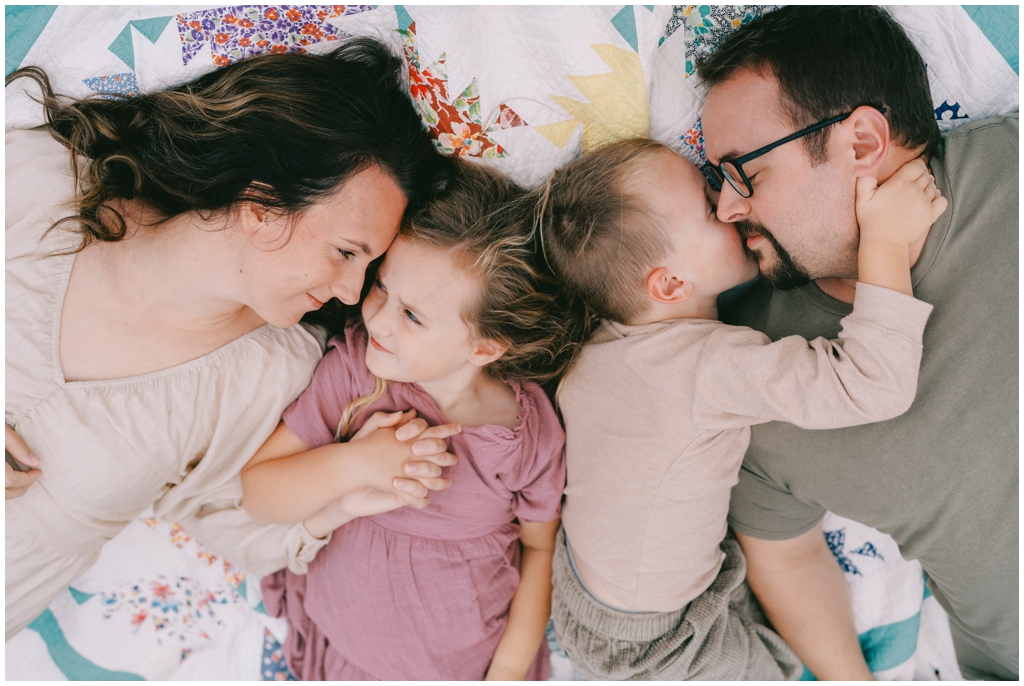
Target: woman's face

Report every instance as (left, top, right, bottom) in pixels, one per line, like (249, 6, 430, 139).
(241, 166, 407, 328)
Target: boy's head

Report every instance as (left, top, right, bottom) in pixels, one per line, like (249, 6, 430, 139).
(540, 138, 757, 325)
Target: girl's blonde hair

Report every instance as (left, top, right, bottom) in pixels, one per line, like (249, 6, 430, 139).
(334, 160, 592, 440)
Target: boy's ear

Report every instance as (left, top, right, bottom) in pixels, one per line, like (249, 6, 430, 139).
(468, 338, 508, 368)
(646, 267, 693, 305)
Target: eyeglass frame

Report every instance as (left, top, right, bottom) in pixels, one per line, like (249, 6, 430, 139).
(701, 105, 887, 199)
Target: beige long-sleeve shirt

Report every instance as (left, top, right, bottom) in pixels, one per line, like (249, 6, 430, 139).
(557, 284, 933, 612)
(5, 128, 327, 639)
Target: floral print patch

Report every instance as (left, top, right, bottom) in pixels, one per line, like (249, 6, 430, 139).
(680, 117, 706, 165)
(663, 5, 780, 76)
(82, 72, 140, 99)
(261, 629, 296, 680)
(401, 20, 526, 159)
(176, 5, 374, 67)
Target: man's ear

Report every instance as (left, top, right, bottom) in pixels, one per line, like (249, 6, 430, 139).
(468, 337, 509, 368)
(646, 267, 693, 305)
(846, 105, 891, 179)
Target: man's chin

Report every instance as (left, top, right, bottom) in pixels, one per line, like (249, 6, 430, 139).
(755, 254, 811, 291)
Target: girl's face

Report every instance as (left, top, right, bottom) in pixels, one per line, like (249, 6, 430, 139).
(361, 236, 493, 384)
(645, 150, 759, 298)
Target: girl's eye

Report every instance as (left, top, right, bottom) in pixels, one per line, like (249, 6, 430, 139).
(404, 309, 421, 325)
(373, 276, 386, 292)
(338, 248, 355, 260)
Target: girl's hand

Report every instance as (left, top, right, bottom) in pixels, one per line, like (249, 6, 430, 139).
(348, 409, 461, 497)
(6, 425, 42, 500)
(855, 159, 947, 254)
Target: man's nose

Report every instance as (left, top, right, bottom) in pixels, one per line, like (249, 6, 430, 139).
(715, 183, 751, 224)
(330, 272, 363, 306)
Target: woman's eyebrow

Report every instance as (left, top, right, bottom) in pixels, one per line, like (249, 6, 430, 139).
(342, 238, 373, 256)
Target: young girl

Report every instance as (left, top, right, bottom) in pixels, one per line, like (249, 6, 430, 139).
(240, 162, 586, 680)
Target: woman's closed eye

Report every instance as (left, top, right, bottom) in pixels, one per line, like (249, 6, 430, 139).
(337, 248, 355, 260)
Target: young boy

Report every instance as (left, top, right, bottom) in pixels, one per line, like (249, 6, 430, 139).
(539, 138, 946, 679)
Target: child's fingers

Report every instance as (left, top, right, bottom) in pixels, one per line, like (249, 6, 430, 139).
(392, 477, 429, 499)
(410, 475, 451, 492)
(403, 460, 444, 478)
(394, 488, 430, 509)
(394, 417, 429, 441)
(892, 158, 929, 183)
(930, 194, 949, 221)
(414, 423, 463, 441)
(855, 175, 878, 201)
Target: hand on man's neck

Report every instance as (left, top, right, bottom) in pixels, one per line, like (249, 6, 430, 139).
(816, 145, 933, 304)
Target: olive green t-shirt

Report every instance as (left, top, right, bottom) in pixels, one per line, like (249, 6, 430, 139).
(722, 113, 1018, 680)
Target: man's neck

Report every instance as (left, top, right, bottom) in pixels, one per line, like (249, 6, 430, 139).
(815, 145, 932, 305)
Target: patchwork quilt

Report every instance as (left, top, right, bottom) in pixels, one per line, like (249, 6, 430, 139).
(4, 4, 1018, 681)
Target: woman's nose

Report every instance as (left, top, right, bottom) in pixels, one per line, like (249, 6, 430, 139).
(715, 184, 751, 224)
(330, 272, 364, 306)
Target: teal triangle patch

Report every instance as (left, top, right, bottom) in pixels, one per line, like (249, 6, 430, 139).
(395, 5, 414, 33)
(236, 578, 248, 602)
(28, 609, 145, 680)
(108, 23, 135, 71)
(68, 587, 94, 605)
(130, 16, 172, 44)
(5, 5, 58, 76)
(644, 5, 655, 11)
(611, 5, 639, 52)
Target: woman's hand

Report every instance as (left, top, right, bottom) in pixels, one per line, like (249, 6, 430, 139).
(303, 483, 429, 539)
(6, 425, 42, 500)
(348, 409, 461, 498)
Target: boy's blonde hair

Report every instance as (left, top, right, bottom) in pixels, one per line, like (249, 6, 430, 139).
(537, 138, 673, 325)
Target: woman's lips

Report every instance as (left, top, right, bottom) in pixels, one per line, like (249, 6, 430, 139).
(307, 294, 324, 309)
(369, 336, 391, 354)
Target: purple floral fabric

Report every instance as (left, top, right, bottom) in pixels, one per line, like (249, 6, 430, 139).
(176, 5, 374, 67)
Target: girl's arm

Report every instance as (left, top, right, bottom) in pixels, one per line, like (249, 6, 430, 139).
(485, 518, 560, 681)
(241, 413, 460, 525)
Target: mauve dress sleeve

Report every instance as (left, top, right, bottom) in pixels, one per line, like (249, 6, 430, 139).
(283, 331, 363, 449)
(508, 384, 567, 523)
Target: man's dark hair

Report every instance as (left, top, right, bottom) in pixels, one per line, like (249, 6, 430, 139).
(697, 6, 942, 162)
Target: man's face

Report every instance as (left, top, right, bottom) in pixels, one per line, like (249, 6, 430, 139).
(701, 69, 861, 287)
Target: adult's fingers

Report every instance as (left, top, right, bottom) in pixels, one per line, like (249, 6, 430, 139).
(410, 475, 450, 492)
(5, 466, 41, 499)
(6, 425, 40, 467)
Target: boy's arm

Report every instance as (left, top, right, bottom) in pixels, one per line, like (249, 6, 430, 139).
(485, 518, 560, 681)
(736, 524, 873, 681)
(695, 161, 945, 432)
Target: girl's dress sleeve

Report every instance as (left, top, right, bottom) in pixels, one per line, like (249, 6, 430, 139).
(507, 384, 567, 523)
(283, 327, 368, 449)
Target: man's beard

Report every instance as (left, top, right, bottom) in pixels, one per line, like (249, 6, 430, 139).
(736, 220, 811, 291)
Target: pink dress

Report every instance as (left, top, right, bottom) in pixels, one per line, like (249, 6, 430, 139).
(261, 323, 565, 681)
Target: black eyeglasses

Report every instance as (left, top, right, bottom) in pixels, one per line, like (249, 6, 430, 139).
(702, 106, 887, 199)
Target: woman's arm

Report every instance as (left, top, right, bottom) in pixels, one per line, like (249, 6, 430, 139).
(241, 414, 460, 525)
(485, 518, 560, 681)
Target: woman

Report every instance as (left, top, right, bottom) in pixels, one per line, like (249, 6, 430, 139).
(5, 38, 456, 639)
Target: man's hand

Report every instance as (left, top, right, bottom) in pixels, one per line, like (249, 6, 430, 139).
(6, 425, 41, 500)
(736, 523, 874, 680)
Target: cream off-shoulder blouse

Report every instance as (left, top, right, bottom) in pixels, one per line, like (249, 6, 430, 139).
(5, 128, 328, 639)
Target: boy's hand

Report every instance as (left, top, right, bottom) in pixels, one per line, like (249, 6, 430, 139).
(856, 159, 947, 254)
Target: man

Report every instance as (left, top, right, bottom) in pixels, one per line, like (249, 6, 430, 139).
(698, 6, 1018, 680)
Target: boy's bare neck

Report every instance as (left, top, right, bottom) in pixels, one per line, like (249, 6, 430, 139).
(630, 296, 720, 325)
